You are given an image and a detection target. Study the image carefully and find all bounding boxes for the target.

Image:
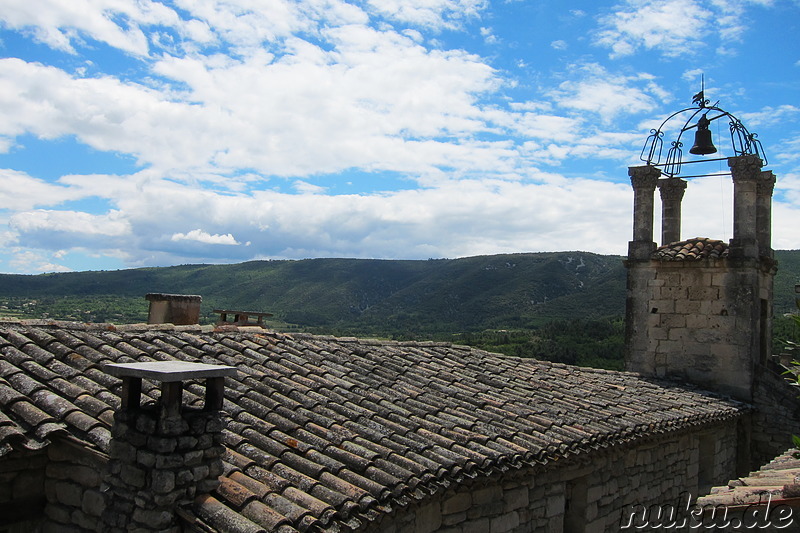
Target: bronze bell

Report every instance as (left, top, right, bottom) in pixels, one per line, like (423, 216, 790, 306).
(689, 113, 717, 155)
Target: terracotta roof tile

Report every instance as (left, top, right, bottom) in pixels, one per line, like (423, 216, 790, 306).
(0, 320, 747, 531)
(653, 237, 729, 261)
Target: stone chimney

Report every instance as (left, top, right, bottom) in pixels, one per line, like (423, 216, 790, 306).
(146, 293, 202, 325)
(102, 361, 236, 532)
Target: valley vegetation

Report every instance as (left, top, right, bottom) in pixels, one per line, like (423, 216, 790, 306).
(2, 250, 799, 371)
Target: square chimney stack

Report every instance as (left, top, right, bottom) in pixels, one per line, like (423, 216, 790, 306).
(146, 293, 202, 325)
(102, 361, 236, 531)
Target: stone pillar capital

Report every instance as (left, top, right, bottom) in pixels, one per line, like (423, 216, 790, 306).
(729, 155, 763, 182)
(758, 170, 776, 196)
(629, 165, 661, 191)
(657, 177, 687, 202)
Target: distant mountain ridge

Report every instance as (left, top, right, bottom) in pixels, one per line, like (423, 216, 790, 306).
(1, 250, 799, 337)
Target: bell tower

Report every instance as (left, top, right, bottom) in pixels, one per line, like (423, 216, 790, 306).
(624, 93, 776, 402)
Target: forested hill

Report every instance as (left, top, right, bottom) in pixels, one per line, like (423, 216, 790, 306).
(1, 250, 799, 337)
(1, 250, 799, 371)
(0, 252, 622, 332)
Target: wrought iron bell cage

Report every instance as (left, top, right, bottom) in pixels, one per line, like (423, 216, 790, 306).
(639, 91, 767, 178)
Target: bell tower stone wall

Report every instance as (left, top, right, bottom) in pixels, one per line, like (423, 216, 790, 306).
(624, 155, 776, 402)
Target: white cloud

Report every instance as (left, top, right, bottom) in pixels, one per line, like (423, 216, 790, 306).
(0, 168, 85, 210)
(8, 250, 73, 273)
(10, 209, 130, 238)
(594, 0, 744, 58)
(0, 0, 180, 56)
(5, 175, 635, 268)
(547, 64, 659, 123)
(171, 229, 240, 245)
(365, 0, 487, 29)
(0, 17, 508, 182)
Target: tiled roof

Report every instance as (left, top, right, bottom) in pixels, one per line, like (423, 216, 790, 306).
(653, 237, 729, 261)
(698, 448, 800, 507)
(0, 320, 745, 532)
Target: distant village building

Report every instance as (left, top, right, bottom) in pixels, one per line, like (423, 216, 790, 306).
(0, 155, 799, 532)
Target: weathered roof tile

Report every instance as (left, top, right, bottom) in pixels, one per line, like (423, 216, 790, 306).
(0, 320, 746, 531)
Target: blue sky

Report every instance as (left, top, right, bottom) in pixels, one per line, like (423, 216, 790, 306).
(0, 0, 798, 274)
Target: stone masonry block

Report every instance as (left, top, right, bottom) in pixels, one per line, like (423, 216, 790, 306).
(442, 512, 466, 526)
(151, 469, 176, 494)
(504, 486, 528, 512)
(414, 501, 442, 533)
(587, 484, 604, 502)
(648, 299, 675, 314)
(45, 502, 72, 525)
(132, 508, 173, 530)
(137, 449, 156, 468)
(490, 511, 520, 533)
(687, 286, 719, 301)
(685, 315, 709, 329)
(545, 494, 564, 517)
(147, 436, 177, 454)
(442, 492, 472, 515)
(135, 415, 157, 435)
(82, 489, 106, 517)
(158, 416, 189, 436)
(675, 300, 702, 315)
(473, 485, 502, 506)
(120, 464, 147, 488)
(660, 314, 686, 328)
(184, 449, 204, 466)
(54, 480, 84, 508)
(155, 453, 185, 470)
(659, 287, 688, 300)
(680, 271, 712, 286)
(667, 328, 688, 342)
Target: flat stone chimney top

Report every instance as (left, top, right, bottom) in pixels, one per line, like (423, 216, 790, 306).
(106, 361, 236, 381)
(106, 361, 236, 413)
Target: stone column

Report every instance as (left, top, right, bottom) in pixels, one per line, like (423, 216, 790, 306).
(657, 177, 687, 246)
(757, 170, 776, 259)
(628, 165, 661, 260)
(729, 155, 762, 259)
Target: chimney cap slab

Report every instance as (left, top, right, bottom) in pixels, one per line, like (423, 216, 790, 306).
(105, 361, 236, 382)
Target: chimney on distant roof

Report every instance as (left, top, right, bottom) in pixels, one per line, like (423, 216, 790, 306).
(102, 361, 236, 532)
(146, 293, 202, 325)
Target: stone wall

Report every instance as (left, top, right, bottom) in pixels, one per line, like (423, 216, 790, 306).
(372, 421, 739, 533)
(43, 438, 107, 533)
(102, 406, 226, 532)
(625, 257, 773, 402)
(752, 362, 800, 466)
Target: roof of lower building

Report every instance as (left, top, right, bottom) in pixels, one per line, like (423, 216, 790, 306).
(698, 447, 800, 509)
(0, 320, 746, 532)
(653, 237, 729, 261)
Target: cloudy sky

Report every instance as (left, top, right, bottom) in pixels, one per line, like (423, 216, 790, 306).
(0, 0, 798, 274)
